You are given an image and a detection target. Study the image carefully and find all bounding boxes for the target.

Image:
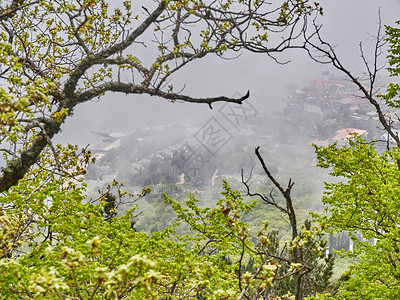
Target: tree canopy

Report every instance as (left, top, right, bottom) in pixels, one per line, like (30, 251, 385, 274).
(1, 0, 400, 299)
(0, 1, 329, 299)
(0, 0, 322, 192)
(307, 17, 400, 300)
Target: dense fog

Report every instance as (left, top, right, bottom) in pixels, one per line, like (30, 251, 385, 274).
(53, 1, 399, 211)
(55, 0, 399, 147)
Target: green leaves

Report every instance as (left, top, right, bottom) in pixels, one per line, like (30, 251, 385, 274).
(315, 137, 400, 235)
(0, 149, 246, 298)
(386, 21, 400, 77)
(313, 135, 400, 298)
(378, 21, 400, 107)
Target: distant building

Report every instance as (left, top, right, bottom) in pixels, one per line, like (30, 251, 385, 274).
(89, 138, 122, 160)
(304, 103, 323, 120)
(336, 97, 355, 105)
(333, 128, 368, 142)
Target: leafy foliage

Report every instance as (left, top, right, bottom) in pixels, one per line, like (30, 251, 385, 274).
(0, 147, 239, 298)
(0, 145, 334, 299)
(0, 0, 323, 193)
(167, 180, 334, 299)
(313, 136, 400, 298)
(379, 21, 400, 107)
(9, 1, 400, 299)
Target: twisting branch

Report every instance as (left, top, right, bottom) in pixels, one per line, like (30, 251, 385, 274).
(304, 15, 400, 150)
(71, 267, 84, 300)
(243, 147, 298, 240)
(0, 0, 321, 193)
(242, 147, 303, 299)
(0, 0, 39, 21)
(242, 168, 288, 214)
(238, 237, 246, 292)
(0, 119, 61, 192)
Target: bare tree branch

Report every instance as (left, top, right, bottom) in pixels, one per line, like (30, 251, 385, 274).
(0, 0, 321, 192)
(304, 16, 400, 150)
(242, 147, 305, 299)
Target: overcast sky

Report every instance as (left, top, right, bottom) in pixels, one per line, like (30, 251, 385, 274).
(54, 0, 400, 146)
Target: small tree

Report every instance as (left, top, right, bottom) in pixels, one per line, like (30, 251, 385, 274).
(300, 13, 400, 300)
(313, 136, 400, 298)
(241, 147, 335, 300)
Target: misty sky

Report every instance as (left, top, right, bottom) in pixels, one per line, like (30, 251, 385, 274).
(54, 0, 400, 147)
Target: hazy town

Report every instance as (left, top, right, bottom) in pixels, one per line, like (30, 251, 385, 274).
(0, 1, 399, 299)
